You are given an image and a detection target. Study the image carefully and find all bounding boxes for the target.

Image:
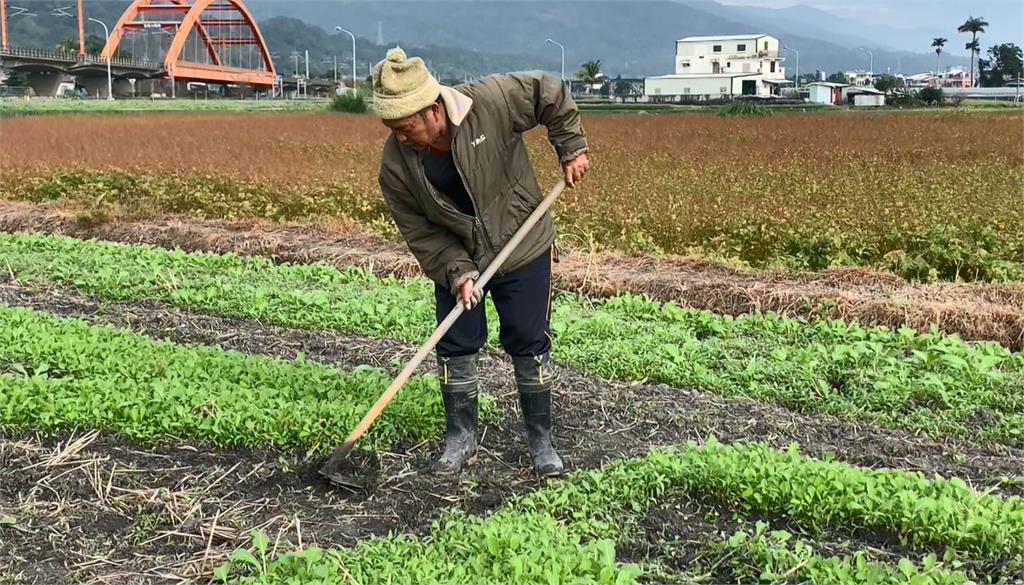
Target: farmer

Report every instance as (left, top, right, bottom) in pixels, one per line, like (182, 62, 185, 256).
(371, 47, 589, 476)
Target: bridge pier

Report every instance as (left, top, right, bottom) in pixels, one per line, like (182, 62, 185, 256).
(23, 70, 66, 97)
(77, 74, 112, 99)
(74, 75, 139, 99)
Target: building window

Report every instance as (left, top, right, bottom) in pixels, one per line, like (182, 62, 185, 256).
(682, 62, 691, 68)
(727, 62, 731, 67)
(737, 44, 746, 51)
(712, 45, 722, 53)
(720, 86, 728, 94)
(683, 87, 691, 94)
(770, 61, 777, 73)
(764, 41, 769, 50)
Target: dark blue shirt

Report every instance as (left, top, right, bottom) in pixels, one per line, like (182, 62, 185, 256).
(422, 149, 475, 217)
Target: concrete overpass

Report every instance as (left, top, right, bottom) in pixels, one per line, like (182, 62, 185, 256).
(0, 47, 162, 97)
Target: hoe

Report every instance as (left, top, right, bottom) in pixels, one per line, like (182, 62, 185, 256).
(319, 180, 567, 487)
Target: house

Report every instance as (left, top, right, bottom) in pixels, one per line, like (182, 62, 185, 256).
(903, 69, 975, 89)
(807, 82, 848, 105)
(938, 67, 971, 88)
(844, 70, 875, 87)
(904, 72, 937, 88)
(644, 34, 788, 101)
(845, 86, 886, 107)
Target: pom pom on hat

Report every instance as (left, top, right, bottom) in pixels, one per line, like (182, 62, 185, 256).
(385, 47, 407, 62)
(372, 46, 441, 120)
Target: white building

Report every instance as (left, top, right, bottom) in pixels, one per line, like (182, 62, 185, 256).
(844, 70, 875, 87)
(645, 34, 788, 101)
(807, 82, 847, 105)
(850, 88, 885, 107)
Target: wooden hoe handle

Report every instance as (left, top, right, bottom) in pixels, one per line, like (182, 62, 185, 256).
(323, 180, 567, 464)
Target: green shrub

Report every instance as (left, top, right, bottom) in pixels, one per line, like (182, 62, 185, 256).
(718, 99, 774, 117)
(919, 86, 945, 105)
(328, 91, 368, 114)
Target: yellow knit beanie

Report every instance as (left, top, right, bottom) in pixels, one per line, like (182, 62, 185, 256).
(372, 47, 441, 120)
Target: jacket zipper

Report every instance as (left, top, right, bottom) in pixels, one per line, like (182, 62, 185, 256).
(417, 159, 472, 221)
(450, 133, 497, 259)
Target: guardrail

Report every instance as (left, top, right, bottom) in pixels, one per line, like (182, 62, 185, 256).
(0, 47, 160, 70)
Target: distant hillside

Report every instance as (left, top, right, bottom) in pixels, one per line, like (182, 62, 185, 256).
(244, 0, 970, 76)
(256, 17, 543, 81)
(4, 0, 971, 80)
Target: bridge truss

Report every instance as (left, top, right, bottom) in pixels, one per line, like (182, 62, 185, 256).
(100, 0, 276, 88)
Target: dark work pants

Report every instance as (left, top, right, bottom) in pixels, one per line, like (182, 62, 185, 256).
(435, 249, 553, 358)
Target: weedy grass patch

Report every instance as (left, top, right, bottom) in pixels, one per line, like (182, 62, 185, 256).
(3, 233, 1022, 446)
(0, 305, 459, 452)
(216, 439, 1016, 584)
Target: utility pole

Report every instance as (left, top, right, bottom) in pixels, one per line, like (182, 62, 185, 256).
(77, 0, 85, 57)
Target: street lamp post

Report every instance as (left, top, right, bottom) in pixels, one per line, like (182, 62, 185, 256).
(783, 45, 799, 89)
(334, 27, 357, 93)
(545, 38, 565, 92)
(858, 47, 874, 82)
(87, 17, 113, 101)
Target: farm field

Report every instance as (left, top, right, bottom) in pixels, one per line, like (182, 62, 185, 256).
(0, 98, 332, 116)
(0, 232, 1022, 583)
(1, 111, 1022, 282)
(1, 108, 1023, 584)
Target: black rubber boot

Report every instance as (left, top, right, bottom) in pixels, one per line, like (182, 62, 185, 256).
(431, 353, 479, 474)
(513, 354, 565, 477)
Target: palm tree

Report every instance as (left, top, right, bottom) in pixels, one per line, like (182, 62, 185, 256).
(958, 16, 989, 87)
(576, 60, 603, 95)
(965, 40, 981, 85)
(931, 37, 947, 76)
(577, 60, 603, 82)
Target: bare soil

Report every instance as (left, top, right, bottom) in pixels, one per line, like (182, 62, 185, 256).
(2, 200, 1022, 350)
(1, 280, 1022, 584)
(620, 495, 1020, 583)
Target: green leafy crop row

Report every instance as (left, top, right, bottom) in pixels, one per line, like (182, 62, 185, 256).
(523, 439, 1024, 561)
(2, 233, 1022, 444)
(717, 523, 975, 585)
(0, 306, 450, 452)
(217, 511, 639, 585)
(218, 439, 1014, 584)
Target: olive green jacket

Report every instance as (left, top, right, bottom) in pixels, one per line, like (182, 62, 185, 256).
(378, 71, 587, 293)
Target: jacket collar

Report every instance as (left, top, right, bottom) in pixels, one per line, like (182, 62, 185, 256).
(439, 85, 473, 127)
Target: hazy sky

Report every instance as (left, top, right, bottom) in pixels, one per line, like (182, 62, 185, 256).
(718, 0, 1022, 43)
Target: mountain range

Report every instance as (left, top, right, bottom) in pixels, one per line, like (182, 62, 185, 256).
(6, 0, 1001, 79)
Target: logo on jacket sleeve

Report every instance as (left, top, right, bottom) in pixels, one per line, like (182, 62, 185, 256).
(471, 134, 487, 147)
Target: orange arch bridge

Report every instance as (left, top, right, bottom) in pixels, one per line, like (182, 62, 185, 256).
(101, 0, 276, 89)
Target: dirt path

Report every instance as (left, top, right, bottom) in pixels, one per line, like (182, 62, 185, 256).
(2, 200, 1022, 350)
(2, 281, 1022, 583)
